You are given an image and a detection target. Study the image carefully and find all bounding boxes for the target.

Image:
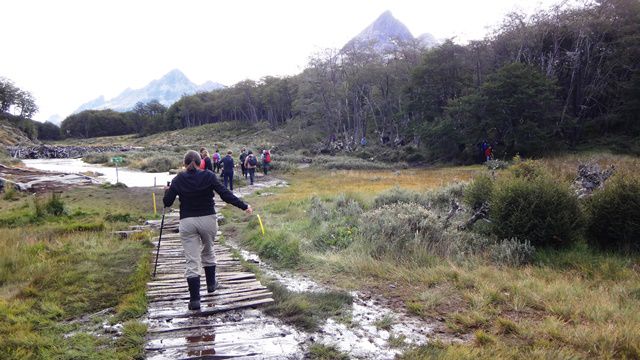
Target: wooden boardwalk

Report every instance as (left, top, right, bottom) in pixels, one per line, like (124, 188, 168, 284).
(144, 210, 279, 359)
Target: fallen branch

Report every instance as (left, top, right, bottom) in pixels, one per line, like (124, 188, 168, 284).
(458, 202, 490, 231)
(443, 199, 460, 228)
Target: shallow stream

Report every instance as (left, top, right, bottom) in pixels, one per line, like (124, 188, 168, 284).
(22, 158, 175, 187)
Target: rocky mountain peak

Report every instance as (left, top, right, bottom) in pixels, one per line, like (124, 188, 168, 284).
(73, 70, 224, 114)
(343, 10, 413, 52)
(343, 11, 439, 52)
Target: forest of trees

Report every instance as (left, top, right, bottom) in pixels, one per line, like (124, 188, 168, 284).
(57, 0, 640, 162)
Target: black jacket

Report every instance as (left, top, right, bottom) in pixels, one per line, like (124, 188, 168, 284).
(221, 155, 234, 173)
(203, 157, 213, 171)
(163, 169, 247, 219)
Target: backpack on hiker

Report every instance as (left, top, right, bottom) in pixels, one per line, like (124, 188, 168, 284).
(264, 151, 271, 163)
(249, 155, 257, 166)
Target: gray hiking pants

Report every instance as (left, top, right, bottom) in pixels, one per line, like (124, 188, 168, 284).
(179, 215, 218, 278)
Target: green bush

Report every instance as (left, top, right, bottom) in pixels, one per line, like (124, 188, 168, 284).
(509, 159, 545, 180)
(312, 225, 356, 251)
(490, 176, 582, 248)
(105, 213, 133, 223)
(464, 175, 494, 210)
(246, 229, 300, 267)
(45, 193, 65, 216)
(585, 175, 640, 253)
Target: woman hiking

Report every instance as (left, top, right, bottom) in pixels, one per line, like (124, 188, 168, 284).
(199, 148, 213, 171)
(163, 150, 253, 310)
(244, 150, 257, 185)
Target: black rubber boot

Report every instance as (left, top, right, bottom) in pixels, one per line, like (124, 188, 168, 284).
(187, 276, 201, 310)
(204, 265, 217, 293)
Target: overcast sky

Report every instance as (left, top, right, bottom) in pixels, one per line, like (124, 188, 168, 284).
(1, 0, 564, 122)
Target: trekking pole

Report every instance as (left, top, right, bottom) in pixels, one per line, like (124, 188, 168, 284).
(152, 207, 166, 278)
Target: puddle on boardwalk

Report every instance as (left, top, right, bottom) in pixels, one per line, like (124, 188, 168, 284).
(145, 309, 306, 359)
(234, 247, 434, 359)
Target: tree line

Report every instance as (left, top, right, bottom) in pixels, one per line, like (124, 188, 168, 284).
(0, 77, 58, 140)
(57, 0, 640, 162)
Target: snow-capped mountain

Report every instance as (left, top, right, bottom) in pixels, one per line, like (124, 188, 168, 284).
(74, 69, 224, 113)
(343, 11, 438, 52)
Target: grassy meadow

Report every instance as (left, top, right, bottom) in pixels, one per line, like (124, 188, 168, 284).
(221, 153, 640, 359)
(0, 186, 161, 359)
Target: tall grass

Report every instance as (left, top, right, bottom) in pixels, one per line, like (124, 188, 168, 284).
(0, 185, 155, 359)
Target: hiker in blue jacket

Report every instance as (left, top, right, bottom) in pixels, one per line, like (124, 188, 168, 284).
(220, 150, 235, 191)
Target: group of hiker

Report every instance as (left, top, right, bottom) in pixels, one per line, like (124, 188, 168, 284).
(196, 147, 273, 190)
(479, 140, 494, 162)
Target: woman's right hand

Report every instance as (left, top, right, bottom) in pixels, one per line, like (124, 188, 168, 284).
(245, 205, 253, 215)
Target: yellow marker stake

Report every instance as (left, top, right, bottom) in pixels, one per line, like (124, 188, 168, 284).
(152, 192, 157, 215)
(257, 214, 265, 235)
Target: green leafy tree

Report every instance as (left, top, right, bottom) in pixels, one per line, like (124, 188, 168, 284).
(447, 62, 559, 159)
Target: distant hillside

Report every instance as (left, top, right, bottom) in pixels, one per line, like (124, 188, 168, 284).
(343, 10, 438, 52)
(74, 69, 225, 113)
(0, 118, 35, 146)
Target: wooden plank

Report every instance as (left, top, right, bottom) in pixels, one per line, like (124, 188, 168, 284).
(150, 289, 271, 306)
(148, 298, 274, 319)
(146, 319, 265, 335)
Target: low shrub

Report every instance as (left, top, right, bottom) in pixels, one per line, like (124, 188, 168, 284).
(45, 193, 65, 216)
(490, 175, 582, 248)
(140, 156, 176, 173)
(585, 175, 640, 253)
(2, 184, 18, 201)
(488, 238, 535, 266)
(312, 225, 356, 251)
(334, 193, 363, 220)
(486, 159, 510, 170)
(105, 212, 133, 223)
(246, 229, 300, 267)
(268, 160, 297, 173)
(359, 203, 448, 258)
(373, 187, 426, 208)
(313, 156, 406, 170)
(309, 196, 331, 222)
(464, 175, 494, 211)
(423, 182, 466, 211)
(82, 153, 111, 164)
(509, 159, 545, 180)
(56, 222, 105, 233)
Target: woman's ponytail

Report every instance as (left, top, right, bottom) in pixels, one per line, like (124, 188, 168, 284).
(184, 150, 202, 171)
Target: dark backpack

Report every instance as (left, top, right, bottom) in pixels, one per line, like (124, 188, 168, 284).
(249, 155, 257, 166)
